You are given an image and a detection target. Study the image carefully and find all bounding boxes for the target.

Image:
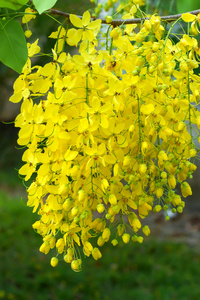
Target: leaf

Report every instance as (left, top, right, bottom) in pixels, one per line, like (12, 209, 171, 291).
(0, 0, 28, 10)
(0, 19, 28, 73)
(33, 0, 58, 14)
(177, 0, 200, 14)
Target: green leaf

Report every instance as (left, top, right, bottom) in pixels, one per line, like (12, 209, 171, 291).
(0, 0, 28, 10)
(177, 0, 200, 14)
(0, 19, 28, 73)
(33, 0, 58, 14)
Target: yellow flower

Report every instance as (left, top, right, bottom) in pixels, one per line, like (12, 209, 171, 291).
(11, 8, 200, 270)
(67, 11, 101, 45)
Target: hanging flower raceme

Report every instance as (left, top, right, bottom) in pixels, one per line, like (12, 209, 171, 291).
(10, 9, 200, 271)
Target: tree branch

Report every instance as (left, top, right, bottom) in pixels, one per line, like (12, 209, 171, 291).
(49, 8, 200, 26)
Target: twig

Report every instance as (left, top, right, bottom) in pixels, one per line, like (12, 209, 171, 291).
(49, 8, 200, 26)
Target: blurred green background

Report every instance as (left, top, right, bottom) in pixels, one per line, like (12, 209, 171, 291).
(1, 0, 200, 299)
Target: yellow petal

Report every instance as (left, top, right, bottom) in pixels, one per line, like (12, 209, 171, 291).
(100, 114, 109, 128)
(70, 14, 83, 28)
(22, 8, 36, 23)
(86, 158, 93, 170)
(64, 150, 78, 161)
(114, 163, 119, 176)
(18, 123, 33, 139)
(73, 233, 81, 246)
(87, 19, 101, 30)
(140, 103, 154, 115)
(82, 11, 90, 27)
(9, 92, 22, 103)
(67, 29, 82, 46)
(78, 118, 89, 133)
(182, 13, 196, 22)
(128, 199, 137, 210)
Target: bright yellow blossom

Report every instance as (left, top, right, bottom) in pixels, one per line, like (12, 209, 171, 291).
(9, 6, 200, 271)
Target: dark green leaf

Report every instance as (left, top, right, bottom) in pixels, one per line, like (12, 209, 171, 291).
(177, 0, 200, 14)
(0, 19, 28, 73)
(0, 0, 28, 10)
(33, 0, 58, 14)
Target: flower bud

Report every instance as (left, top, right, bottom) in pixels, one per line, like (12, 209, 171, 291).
(101, 178, 109, 191)
(97, 236, 105, 247)
(92, 248, 102, 260)
(83, 241, 93, 256)
(122, 233, 130, 244)
(109, 194, 117, 205)
(78, 189, 85, 201)
(177, 206, 183, 213)
(50, 257, 58, 267)
(71, 206, 79, 216)
(71, 259, 82, 272)
(39, 241, 50, 254)
(123, 156, 131, 167)
(25, 30, 32, 38)
(139, 164, 147, 174)
(63, 198, 72, 211)
(106, 16, 113, 23)
(168, 175, 176, 189)
(117, 224, 125, 236)
(189, 149, 196, 158)
(97, 203, 105, 213)
(137, 236, 144, 243)
(153, 205, 162, 213)
(156, 187, 163, 198)
(142, 225, 150, 236)
(181, 182, 192, 198)
(110, 28, 121, 39)
(111, 239, 118, 246)
(102, 228, 111, 242)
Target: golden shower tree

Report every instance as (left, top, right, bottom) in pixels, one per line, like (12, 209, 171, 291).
(1, 0, 200, 271)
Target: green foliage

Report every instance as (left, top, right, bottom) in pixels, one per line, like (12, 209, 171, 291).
(0, 19, 28, 73)
(177, 0, 200, 13)
(0, 192, 200, 299)
(0, 0, 28, 10)
(33, 0, 58, 14)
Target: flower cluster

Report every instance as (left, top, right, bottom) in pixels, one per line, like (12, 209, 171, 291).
(10, 8, 200, 271)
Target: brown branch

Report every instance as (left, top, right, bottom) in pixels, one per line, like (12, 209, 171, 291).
(49, 8, 200, 26)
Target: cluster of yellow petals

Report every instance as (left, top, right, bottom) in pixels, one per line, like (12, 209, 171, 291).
(10, 8, 200, 271)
